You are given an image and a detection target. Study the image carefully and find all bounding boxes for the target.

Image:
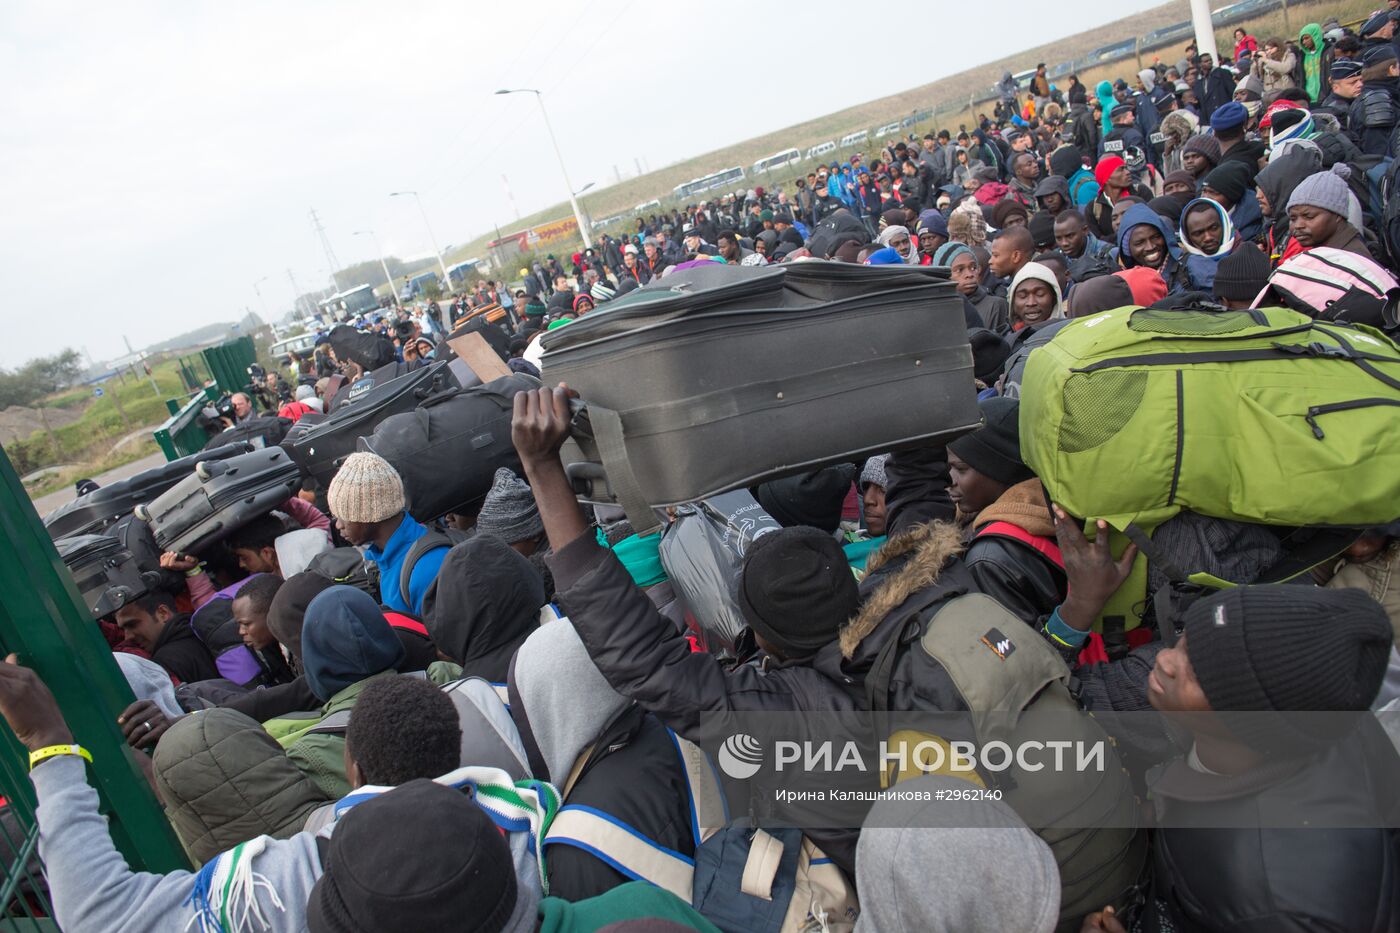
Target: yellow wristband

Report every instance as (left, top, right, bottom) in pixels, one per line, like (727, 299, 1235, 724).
(28, 744, 92, 770)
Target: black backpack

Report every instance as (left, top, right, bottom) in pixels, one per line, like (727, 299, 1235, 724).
(306, 547, 380, 600)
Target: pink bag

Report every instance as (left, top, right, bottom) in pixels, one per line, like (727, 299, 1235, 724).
(1254, 246, 1399, 315)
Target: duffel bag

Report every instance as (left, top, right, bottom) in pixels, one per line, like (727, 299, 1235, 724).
(1020, 305, 1400, 636)
(1020, 305, 1400, 531)
(358, 373, 536, 522)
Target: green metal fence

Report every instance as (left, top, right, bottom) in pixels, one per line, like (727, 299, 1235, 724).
(152, 387, 219, 461)
(201, 336, 257, 401)
(0, 446, 190, 928)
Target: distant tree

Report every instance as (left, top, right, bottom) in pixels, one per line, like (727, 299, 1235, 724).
(0, 349, 84, 409)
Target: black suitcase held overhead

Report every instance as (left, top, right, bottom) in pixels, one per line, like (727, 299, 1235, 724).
(539, 261, 979, 531)
(43, 441, 256, 541)
(357, 373, 536, 522)
(56, 534, 147, 619)
(287, 361, 456, 487)
(138, 447, 301, 556)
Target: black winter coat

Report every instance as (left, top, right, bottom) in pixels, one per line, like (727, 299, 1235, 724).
(152, 614, 220, 684)
(541, 708, 696, 902)
(1151, 725, 1400, 933)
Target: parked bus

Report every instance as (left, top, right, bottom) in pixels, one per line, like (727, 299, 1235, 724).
(806, 140, 836, 160)
(838, 129, 869, 148)
(751, 148, 801, 175)
(317, 284, 379, 320)
(672, 166, 746, 200)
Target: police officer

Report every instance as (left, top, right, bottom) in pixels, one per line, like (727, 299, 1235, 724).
(1320, 59, 1365, 129)
(1350, 44, 1400, 157)
(1100, 102, 1155, 168)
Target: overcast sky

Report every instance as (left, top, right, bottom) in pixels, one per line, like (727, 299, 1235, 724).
(1, 0, 1165, 369)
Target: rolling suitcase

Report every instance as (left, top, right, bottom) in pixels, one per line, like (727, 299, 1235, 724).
(540, 262, 979, 531)
(357, 372, 536, 522)
(139, 447, 301, 556)
(288, 360, 456, 486)
(56, 534, 146, 619)
(43, 441, 255, 540)
(202, 414, 291, 452)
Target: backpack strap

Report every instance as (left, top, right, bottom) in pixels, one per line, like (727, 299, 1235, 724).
(303, 709, 352, 736)
(667, 730, 728, 846)
(976, 521, 1065, 569)
(382, 610, 429, 639)
(399, 530, 455, 603)
(542, 805, 695, 902)
(739, 827, 787, 900)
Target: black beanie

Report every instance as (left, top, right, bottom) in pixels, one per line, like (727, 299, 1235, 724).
(738, 526, 859, 657)
(306, 780, 518, 933)
(1028, 211, 1056, 250)
(946, 397, 1034, 486)
(1212, 243, 1271, 302)
(968, 328, 1012, 384)
(1201, 162, 1251, 207)
(1048, 145, 1084, 180)
(756, 464, 855, 533)
(1184, 586, 1393, 756)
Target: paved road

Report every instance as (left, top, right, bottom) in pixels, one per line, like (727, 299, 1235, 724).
(29, 451, 168, 519)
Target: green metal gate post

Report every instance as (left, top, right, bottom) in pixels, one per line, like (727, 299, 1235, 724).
(201, 336, 257, 400)
(0, 445, 189, 887)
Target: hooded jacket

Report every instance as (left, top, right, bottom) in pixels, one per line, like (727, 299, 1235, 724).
(961, 479, 1066, 629)
(300, 586, 406, 703)
(150, 612, 221, 685)
(1096, 81, 1118, 136)
(289, 587, 407, 797)
(1006, 261, 1065, 330)
(1255, 143, 1323, 258)
(509, 620, 695, 902)
(1117, 202, 1191, 294)
(855, 775, 1060, 933)
(423, 536, 545, 683)
(1177, 197, 1239, 292)
(154, 708, 328, 865)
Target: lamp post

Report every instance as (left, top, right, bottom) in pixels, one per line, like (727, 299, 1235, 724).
(388, 190, 453, 294)
(495, 88, 592, 248)
(352, 230, 401, 308)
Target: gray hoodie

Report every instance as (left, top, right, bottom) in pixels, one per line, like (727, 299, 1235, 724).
(854, 775, 1060, 933)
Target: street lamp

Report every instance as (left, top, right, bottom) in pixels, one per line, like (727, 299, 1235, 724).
(388, 191, 453, 295)
(352, 230, 401, 308)
(495, 88, 592, 248)
(574, 182, 595, 197)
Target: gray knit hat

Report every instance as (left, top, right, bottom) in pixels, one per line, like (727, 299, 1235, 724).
(1286, 165, 1351, 218)
(327, 452, 405, 523)
(860, 454, 889, 491)
(1181, 134, 1222, 167)
(590, 282, 616, 303)
(474, 468, 544, 544)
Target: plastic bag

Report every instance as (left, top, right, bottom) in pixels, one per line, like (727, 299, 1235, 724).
(659, 490, 781, 657)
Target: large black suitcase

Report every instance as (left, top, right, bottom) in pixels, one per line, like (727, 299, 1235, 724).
(539, 261, 978, 530)
(138, 447, 301, 556)
(43, 442, 256, 540)
(358, 373, 535, 522)
(56, 534, 146, 618)
(288, 361, 456, 486)
(202, 414, 291, 452)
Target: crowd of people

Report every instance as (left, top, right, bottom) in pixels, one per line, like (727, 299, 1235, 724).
(9, 7, 1400, 933)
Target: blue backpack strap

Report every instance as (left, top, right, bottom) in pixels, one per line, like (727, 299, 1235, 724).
(542, 804, 695, 901)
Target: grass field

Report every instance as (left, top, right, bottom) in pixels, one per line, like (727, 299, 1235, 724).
(437, 0, 1369, 273)
(10, 358, 198, 492)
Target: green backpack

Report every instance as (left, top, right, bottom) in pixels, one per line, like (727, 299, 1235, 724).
(1020, 305, 1400, 633)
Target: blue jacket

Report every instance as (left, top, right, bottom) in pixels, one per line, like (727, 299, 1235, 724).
(1117, 203, 1190, 295)
(1067, 168, 1100, 207)
(1178, 197, 1238, 293)
(364, 513, 451, 614)
(1229, 189, 1264, 243)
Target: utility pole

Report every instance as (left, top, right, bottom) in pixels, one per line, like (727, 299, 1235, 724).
(309, 209, 342, 294)
(502, 174, 521, 221)
(287, 268, 305, 321)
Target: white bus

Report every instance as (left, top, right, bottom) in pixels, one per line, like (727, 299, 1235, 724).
(751, 148, 801, 175)
(874, 122, 901, 138)
(672, 166, 747, 200)
(806, 140, 836, 160)
(838, 129, 869, 148)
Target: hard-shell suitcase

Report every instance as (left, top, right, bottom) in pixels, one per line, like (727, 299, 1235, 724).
(357, 373, 536, 522)
(540, 262, 978, 530)
(288, 361, 456, 486)
(56, 534, 146, 619)
(43, 441, 255, 540)
(202, 415, 291, 452)
(139, 447, 301, 556)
